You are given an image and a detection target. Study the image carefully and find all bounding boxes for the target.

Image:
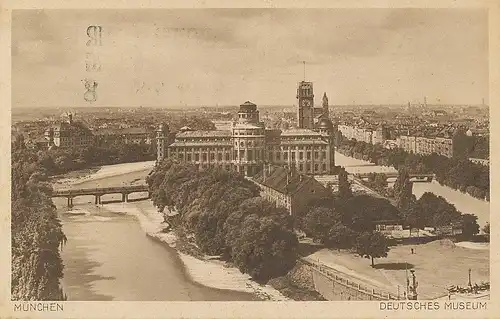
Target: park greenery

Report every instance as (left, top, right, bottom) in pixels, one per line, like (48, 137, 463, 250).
(360, 170, 480, 238)
(11, 134, 67, 300)
(354, 232, 391, 267)
(147, 159, 298, 281)
(336, 134, 489, 201)
(38, 142, 155, 175)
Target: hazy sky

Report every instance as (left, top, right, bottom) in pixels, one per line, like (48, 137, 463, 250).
(12, 8, 488, 108)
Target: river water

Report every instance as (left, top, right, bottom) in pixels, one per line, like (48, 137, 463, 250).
(55, 174, 256, 301)
(335, 151, 490, 228)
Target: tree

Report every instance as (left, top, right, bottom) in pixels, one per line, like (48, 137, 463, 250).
(326, 222, 357, 249)
(302, 206, 339, 243)
(11, 137, 67, 301)
(461, 214, 480, 238)
(400, 196, 421, 229)
(483, 223, 490, 234)
(417, 192, 462, 227)
(342, 195, 400, 232)
(230, 215, 298, 281)
(394, 168, 413, 212)
(373, 173, 388, 190)
(337, 167, 352, 200)
(354, 232, 390, 267)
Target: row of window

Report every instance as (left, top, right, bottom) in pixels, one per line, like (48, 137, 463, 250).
(178, 138, 231, 143)
(173, 147, 232, 152)
(234, 140, 263, 147)
(176, 152, 232, 162)
(171, 149, 331, 166)
(173, 159, 329, 175)
(233, 131, 263, 136)
(267, 145, 327, 151)
(176, 136, 325, 143)
(238, 113, 258, 119)
(269, 151, 327, 161)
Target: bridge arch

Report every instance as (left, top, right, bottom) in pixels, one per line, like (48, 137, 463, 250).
(52, 185, 150, 207)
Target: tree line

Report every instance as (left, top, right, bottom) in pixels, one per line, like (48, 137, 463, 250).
(360, 170, 481, 238)
(11, 135, 67, 300)
(336, 134, 489, 201)
(38, 142, 155, 176)
(300, 171, 396, 267)
(147, 159, 298, 281)
(148, 161, 401, 270)
(300, 166, 483, 266)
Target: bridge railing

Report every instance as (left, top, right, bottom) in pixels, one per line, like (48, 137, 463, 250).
(52, 185, 149, 196)
(355, 173, 434, 179)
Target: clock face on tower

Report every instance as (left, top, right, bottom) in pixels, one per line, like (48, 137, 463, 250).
(301, 99, 311, 107)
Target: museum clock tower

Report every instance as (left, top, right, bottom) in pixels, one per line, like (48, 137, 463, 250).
(297, 81, 314, 129)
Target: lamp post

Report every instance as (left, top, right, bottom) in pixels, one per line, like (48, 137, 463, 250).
(468, 268, 472, 288)
(409, 269, 418, 300)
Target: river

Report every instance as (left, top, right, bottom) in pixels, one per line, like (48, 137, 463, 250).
(54, 168, 257, 301)
(335, 151, 490, 228)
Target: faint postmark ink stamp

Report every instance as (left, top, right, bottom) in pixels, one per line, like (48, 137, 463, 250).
(84, 25, 102, 102)
(86, 53, 101, 72)
(86, 26, 102, 47)
(83, 79, 98, 103)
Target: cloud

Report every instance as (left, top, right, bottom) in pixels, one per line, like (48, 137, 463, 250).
(11, 8, 489, 107)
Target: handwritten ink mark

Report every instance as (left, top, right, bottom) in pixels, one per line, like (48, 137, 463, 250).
(82, 79, 98, 102)
(87, 26, 102, 46)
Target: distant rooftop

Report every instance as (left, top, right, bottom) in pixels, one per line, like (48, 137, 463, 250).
(253, 166, 324, 195)
(281, 129, 322, 136)
(93, 127, 151, 135)
(176, 130, 231, 138)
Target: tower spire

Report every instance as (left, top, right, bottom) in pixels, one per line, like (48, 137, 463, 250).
(303, 61, 306, 81)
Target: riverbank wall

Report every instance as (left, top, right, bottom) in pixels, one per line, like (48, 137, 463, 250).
(300, 259, 399, 301)
(269, 258, 400, 301)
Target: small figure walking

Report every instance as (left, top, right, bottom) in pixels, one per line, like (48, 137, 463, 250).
(411, 248, 414, 254)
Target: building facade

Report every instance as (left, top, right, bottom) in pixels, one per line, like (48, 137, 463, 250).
(338, 122, 454, 158)
(157, 82, 338, 177)
(94, 128, 154, 146)
(252, 165, 331, 216)
(396, 135, 453, 158)
(338, 124, 374, 144)
(45, 114, 94, 148)
(44, 113, 153, 150)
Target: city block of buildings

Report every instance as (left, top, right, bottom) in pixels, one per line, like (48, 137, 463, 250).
(42, 113, 154, 149)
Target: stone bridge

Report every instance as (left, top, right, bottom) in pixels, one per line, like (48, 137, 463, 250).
(52, 185, 149, 207)
(356, 172, 434, 182)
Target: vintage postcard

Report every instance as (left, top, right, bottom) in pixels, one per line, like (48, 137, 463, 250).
(1, 1, 499, 318)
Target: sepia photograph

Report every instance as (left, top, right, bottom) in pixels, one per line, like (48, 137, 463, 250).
(3, 4, 496, 318)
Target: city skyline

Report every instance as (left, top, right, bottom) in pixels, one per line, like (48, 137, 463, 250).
(12, 8, 489, 108)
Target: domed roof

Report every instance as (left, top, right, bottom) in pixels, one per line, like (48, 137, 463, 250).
(317, 118, 334, 130)
(157, 123, 169, 131)
(239, 101, 257, 112)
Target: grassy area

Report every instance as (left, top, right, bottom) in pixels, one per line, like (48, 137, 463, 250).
(308, 239, 489, 299)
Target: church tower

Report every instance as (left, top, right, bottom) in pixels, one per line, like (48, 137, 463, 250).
(156, 123, 169, 164)
(297, 81, 314, 129)
(322, 92, 329, 118)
